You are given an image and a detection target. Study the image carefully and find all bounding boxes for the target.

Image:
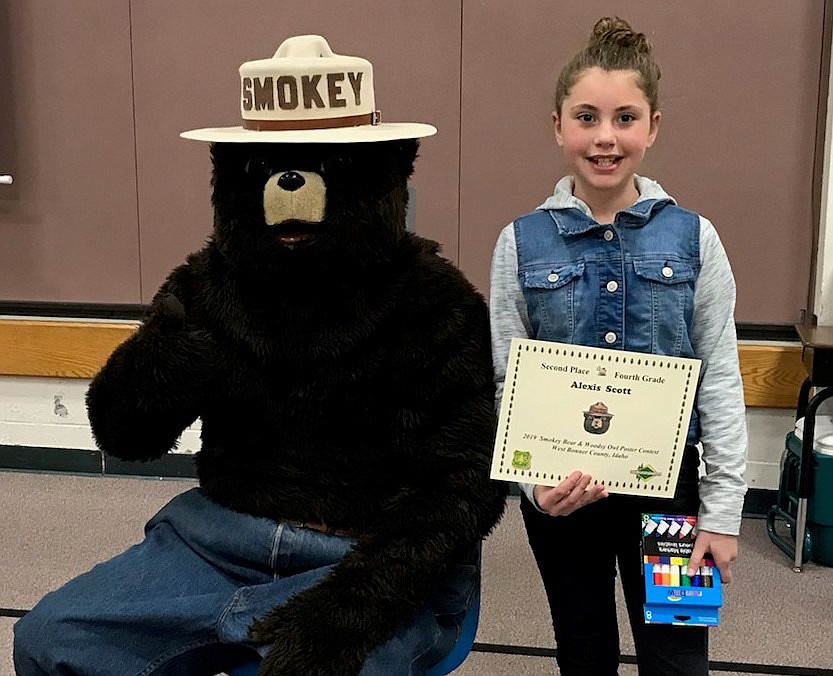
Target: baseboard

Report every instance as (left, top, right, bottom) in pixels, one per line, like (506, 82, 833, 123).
(743, 488, 777, 517)
(104, 454, 197, 478)
(0, 446, 102, 474)
(0, 445, 197, 479)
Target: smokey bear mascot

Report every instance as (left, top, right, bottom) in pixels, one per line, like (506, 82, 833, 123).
(13, 35, 507, 676)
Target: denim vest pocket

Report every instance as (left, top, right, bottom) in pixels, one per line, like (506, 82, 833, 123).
(520, 261, 585, 342)
(631, 258, 695, 355)
(632, 259, 695, 285)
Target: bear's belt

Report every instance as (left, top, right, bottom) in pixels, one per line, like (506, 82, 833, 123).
(279, 519, 356, 538)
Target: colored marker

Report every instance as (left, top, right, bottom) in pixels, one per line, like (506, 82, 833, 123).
(656, 520, 670, 535)
(670, 564, 680, 586)
(701, 566, 713, 588)
(644, 518, 659, 535)
(691, 569, 701, 587)
(661, 564, 671, 586)
(681, 570, 691, 586)
(668, 519, 682, 536)
(652, 564, 662, 585)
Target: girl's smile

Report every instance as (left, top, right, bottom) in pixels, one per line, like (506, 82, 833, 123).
(588, 155, 622, 170)
(553, 67, 660, 219)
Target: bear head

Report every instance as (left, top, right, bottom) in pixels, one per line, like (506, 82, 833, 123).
(208, 139, 419, 278)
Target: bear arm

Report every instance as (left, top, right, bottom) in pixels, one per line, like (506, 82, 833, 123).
(86, 284, 217, 461)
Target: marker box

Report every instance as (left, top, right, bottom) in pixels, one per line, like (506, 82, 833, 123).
(641, 513, 723, 627)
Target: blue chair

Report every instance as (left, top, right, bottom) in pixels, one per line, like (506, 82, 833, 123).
(226, 593, 480, 676)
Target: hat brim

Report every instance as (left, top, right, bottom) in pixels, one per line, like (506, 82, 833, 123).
(180, 122, 437, 144)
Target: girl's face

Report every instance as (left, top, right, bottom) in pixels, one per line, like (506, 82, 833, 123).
(553, 67, 660, 206)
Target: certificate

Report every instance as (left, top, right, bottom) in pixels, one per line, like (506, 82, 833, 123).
(491, 338, 701, 497)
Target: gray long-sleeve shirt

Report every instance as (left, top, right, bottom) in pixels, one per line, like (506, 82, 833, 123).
(490, 176, 748, 534)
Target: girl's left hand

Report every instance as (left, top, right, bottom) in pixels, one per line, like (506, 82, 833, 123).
(686, 530, 738, 583)
(533, 472, 608, 516)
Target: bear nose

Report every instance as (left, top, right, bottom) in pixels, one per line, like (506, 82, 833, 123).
(277, 171, 306, 191)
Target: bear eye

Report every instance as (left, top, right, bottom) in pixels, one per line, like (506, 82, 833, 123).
(320, 153, 353, 175)
(244, 157, 270, 177)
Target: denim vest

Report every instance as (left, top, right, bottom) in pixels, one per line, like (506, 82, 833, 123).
(514, 198, 701, 441)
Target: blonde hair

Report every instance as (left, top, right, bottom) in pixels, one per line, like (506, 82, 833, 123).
(554, 16, 661, 113)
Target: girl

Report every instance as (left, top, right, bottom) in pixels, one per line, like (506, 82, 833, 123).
(489, 16, 747, 676)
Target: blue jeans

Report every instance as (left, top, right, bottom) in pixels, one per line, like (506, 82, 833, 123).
(14, 488, 477, 675)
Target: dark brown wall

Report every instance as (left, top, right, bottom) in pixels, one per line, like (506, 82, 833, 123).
(0, 1, 826, 323)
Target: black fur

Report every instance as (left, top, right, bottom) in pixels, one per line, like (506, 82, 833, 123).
(86, 139, 507, 675)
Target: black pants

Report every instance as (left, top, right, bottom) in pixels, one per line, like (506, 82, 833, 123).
(520, 445, 708, 676)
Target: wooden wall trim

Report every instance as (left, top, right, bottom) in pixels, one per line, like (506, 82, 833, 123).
(0, 319, 138, 379)
(738, 343, 805, 409)
(0, 320, 808, 408)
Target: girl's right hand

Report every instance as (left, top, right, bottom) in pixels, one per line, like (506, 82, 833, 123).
(533, 472, 609, 517)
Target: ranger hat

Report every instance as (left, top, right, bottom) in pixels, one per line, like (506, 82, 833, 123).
(181, 35, 437, 144)
(584, 402, 613, 418)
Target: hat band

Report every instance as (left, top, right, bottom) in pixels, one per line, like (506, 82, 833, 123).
(243, 110, 381, 131)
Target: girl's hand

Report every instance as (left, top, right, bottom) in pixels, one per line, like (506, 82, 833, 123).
(686, 531, 738, 583)
(533, 472, 608, 517)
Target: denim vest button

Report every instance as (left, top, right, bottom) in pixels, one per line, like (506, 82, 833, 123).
(603, 230, 614, 242)
(604, 331, 617, 344)
(547, 272, 559, 283)
(606, 280, 619, 292)
(662, 266, 674, 278)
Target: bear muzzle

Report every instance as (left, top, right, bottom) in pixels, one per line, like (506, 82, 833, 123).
(263, 170, 326, 246)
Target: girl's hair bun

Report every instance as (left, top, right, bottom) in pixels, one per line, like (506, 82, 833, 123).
(553, 15, 661, 113)
(589, 16, 652, 57)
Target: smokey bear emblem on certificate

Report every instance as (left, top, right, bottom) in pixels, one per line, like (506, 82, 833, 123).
(584, 401, 613, 434)
(490, 338, 701, 497)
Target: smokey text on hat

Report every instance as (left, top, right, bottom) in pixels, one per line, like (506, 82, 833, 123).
(242, 72, 364, 112)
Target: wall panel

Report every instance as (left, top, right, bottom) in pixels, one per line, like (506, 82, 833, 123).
(0, 1, 140, 303)
(460, 1, 824, 323)
(130, 0, 463, 301)
(0, 1, 826, 324)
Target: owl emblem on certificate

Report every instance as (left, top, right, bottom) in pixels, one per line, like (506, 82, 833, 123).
(490, 338, 701, 497)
